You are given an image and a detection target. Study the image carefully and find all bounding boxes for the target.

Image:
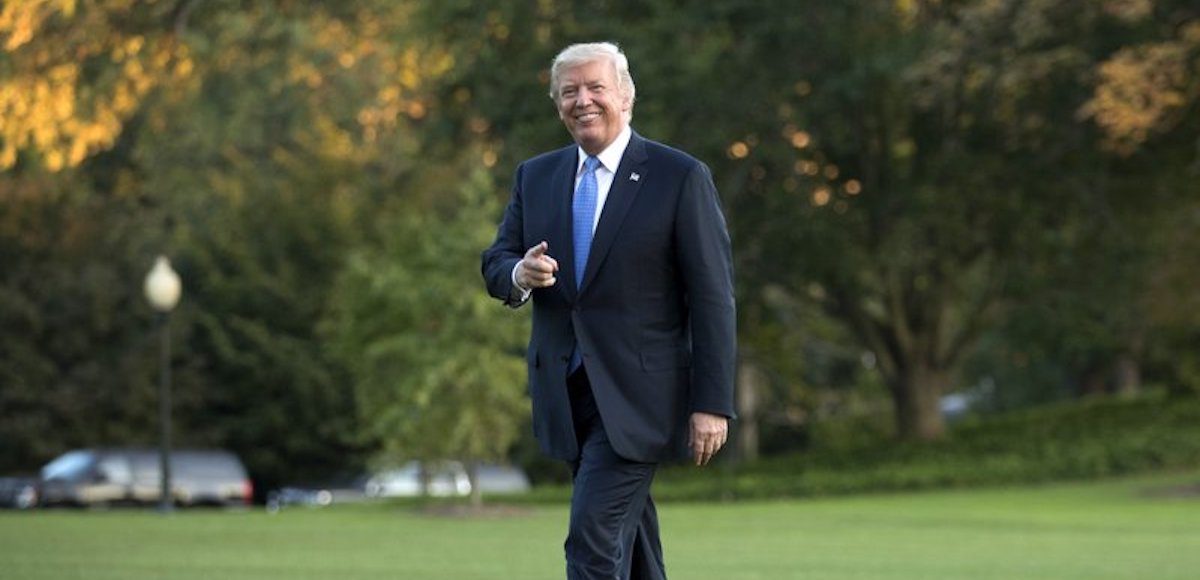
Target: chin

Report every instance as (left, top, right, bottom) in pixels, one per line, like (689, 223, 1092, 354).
(572, 135, 600, 151)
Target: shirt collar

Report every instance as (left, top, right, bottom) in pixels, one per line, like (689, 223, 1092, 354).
(576, 125, 633, 176)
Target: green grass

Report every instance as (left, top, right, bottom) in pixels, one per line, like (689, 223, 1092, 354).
(2, 470, 1199, 579)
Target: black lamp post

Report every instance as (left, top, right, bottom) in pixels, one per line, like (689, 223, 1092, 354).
(144, 256, 181, 514)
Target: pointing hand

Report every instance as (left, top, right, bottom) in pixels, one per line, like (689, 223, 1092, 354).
(516, 241, 559, 289)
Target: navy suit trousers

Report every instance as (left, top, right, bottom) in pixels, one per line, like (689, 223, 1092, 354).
(566, 368, 666, 580)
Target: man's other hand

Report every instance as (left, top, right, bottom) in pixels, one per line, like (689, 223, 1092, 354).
(516, 241, 559, 289)
(689, 412, 728, 466)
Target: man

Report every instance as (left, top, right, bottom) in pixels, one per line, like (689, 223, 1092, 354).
(481, 42, 736, 580)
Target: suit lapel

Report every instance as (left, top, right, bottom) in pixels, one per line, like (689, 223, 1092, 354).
(550, 148, 579, 304)
(579, 133, 649, 294)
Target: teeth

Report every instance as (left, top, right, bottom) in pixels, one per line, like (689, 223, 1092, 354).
(576, 112, 600, 122)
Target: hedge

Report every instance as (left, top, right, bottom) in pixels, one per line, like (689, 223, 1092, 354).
(647, 392, 1200, 501)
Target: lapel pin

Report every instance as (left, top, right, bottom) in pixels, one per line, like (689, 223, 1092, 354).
(630, 172, 640, 182)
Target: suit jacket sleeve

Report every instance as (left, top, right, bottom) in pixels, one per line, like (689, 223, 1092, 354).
(481, 163, 528, 308)
(675, 162, 738, 418)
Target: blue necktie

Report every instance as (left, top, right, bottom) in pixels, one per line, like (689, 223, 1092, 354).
(573, 156, 600, 289)
(570, 156, 600, 373)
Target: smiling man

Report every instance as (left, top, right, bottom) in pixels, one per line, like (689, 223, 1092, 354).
(482, 42, 737, 580)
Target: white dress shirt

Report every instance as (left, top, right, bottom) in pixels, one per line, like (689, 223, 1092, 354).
(512, 125, 634, 301)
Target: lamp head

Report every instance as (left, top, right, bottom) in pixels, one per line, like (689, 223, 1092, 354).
(144, 255, 181, 313)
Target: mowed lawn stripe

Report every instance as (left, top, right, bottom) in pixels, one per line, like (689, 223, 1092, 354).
(2, 470, 1198, 579)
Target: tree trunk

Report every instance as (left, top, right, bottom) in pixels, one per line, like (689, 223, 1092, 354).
(418, 463, 431, 497)
(1115, 331, 1144, 396)
(891, 364, 949, 441)
(736, 361, 763, 463)
(466, 460, 482, 510)
(1115, 352, 1141, 396)
(1079, 363, 1107, 396)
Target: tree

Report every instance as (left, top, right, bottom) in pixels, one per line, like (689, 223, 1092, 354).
(4, 0, 1195, 483)
(133, 1, 468, 488)
(0, 0, 194, 171)
(409, 0, 1200, 443)
(0, 1, 455, 486)
(327, 163, 530, 508)
(0, 171, 208, 472)
(959, 0, 1200, 405)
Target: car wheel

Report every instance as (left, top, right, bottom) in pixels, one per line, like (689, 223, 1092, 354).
(14, 485, 37, 510)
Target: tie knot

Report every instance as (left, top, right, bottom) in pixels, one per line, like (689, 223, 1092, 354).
(584, 156, 600, 173)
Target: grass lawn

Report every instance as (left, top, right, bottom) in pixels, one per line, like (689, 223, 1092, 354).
(2, 470, 1198, 579)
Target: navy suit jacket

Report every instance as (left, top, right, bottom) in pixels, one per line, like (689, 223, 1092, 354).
(482, 132, 736, 463)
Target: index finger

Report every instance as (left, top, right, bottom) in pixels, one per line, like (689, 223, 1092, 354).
(525, 241, 548, 258)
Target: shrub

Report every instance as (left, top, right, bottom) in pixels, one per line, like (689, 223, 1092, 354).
(648, 392, 1200, 501)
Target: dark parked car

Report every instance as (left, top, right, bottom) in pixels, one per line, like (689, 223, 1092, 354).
(0, 476, 38, 509)
(38, 448, 253, 508)
(265, 473, 370, 512)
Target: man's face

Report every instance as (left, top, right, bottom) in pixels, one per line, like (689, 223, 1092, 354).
(556, 59, 631, 156)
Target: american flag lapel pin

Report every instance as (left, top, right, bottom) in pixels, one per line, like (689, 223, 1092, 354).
(630, 172, 640, 182)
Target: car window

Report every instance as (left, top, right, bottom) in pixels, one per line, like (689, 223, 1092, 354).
(174, 452, 246, 480)
(41, 451, 95, 480)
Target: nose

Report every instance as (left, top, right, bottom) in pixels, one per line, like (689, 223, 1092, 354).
(574, 88, 594, 108)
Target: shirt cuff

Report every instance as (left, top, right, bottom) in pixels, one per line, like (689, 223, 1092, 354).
(510, 263, 532, 304)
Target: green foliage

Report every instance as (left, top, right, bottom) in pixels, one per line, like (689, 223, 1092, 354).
(173, 185, 362, 489)
(0, 2, 436, 485)
(327, 164, 530, 467)
(0, 175, 189, 471)
(411, 0, 1200, 439)
(645, 392, 1200, 501)
(118, 2, 429, 488)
